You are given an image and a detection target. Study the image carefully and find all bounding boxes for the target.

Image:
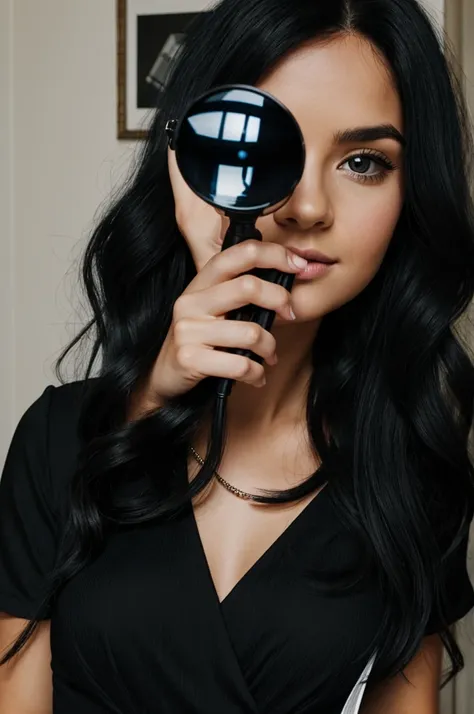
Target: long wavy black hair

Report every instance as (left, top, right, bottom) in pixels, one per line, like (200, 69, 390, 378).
(2, 0, 474, 692)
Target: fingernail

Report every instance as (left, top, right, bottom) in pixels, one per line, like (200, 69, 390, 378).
(289, 253, 308, 269)
(289, 307, 297, 320)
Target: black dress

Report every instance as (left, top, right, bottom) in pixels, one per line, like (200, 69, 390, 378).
(0, 382, 473, 714)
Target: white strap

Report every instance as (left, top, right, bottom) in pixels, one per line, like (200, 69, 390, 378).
(340, 651, 377, 714)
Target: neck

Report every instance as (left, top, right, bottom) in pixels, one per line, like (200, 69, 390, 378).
(225, 319, 320, 435)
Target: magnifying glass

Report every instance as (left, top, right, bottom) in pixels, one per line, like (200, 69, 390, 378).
(166, 84, 306, 398)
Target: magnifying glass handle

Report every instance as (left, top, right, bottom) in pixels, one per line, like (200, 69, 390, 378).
(216, 222, 296, 397)
(220, 219, 296, 341)
(221, 217, 262, 250)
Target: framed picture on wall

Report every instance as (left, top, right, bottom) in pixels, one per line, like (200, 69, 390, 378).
(117, 0, 209, 140)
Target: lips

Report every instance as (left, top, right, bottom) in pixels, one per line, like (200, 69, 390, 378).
(294, 261, 334, 280)
(287, 245, 337, 265)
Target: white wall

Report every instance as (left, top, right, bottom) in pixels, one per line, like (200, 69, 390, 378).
(0, 0, 15, 463)
(420, 0, 445, 27)
(3, 0, 138, 460)
(462, 0, 474, 116)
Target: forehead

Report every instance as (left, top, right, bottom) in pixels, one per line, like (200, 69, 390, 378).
(257, 34, 403, 135)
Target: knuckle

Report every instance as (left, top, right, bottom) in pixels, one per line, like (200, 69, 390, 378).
(278, 286, 291, 308)
(176, 344, 195, 368)
(244, 324, 261, 345)
(235, 359, 253, 379)
(173, 318, 191, 342)
(252, 365, 265, 383)
(239, 274, 259, 296)
(243, 241, 260, 261)
(173, 295, 189, 320)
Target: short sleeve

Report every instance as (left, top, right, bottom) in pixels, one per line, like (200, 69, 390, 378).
(0, 385, 58, 620)
(425, 527, 474, 635)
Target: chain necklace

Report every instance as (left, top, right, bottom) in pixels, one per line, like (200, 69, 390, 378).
(189, 445, 264, 502)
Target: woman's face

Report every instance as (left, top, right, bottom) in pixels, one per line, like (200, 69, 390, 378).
(171, 33, 405, 325)
(255, 34, 405, 324)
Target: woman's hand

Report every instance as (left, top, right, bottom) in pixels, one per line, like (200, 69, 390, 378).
(127, 150, 308, 420)
(149, 239, 306, 402)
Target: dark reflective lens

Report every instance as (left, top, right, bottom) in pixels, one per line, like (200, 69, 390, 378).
(173, 85, 305, 214)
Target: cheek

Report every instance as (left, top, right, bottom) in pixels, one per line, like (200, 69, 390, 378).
(291, 193, 403, 320)
(334, 206, 400, 306)
(342, 191, 402, 275)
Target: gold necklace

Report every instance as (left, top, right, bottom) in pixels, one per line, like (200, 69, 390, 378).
(189, 445, 263, 502)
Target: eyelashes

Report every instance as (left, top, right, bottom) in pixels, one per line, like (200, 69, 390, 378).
(339, 149, 398, 184)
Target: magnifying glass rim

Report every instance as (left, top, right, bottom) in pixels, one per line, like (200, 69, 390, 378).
(172, 82, 306, 214)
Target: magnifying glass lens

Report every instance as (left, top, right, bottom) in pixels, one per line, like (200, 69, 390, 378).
(174, 86, 305, 214)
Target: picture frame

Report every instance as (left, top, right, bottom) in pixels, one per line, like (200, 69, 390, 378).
(117, 0, 209, 140)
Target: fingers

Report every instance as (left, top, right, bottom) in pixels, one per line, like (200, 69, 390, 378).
(174, 240, 307, 321)
(175, 342, 268, 388)
(173, 318, 278, 367)
(151, 239, 306, 402)
(190, 239, 308, 293)
(176, 275, 296, 321)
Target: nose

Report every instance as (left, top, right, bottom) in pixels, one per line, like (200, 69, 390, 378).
(273, 154, 334, 231)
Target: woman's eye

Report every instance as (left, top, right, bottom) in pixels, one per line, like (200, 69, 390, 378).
(347, 156, 378, 175)
(340, 153, 395, 183)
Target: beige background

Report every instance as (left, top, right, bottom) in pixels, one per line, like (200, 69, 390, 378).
(0, 0, 137, 463)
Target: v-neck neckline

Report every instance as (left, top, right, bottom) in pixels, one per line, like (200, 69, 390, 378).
(189, 475, 330, 608)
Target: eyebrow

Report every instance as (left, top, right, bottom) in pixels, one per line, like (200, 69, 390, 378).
(334, 124, 406, 147)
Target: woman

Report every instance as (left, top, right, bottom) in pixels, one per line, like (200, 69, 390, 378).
(1, 0, 474, 712)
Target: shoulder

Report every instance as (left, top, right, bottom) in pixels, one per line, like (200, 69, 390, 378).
(17, 379, 92, 430)
(10, 379, 96, 520)
(19, 379, 93, 449)
(0, 380, 96, 619)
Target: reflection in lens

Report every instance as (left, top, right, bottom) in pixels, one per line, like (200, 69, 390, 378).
(214, 164, 255, 201)
(221, 88, 265, 106)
